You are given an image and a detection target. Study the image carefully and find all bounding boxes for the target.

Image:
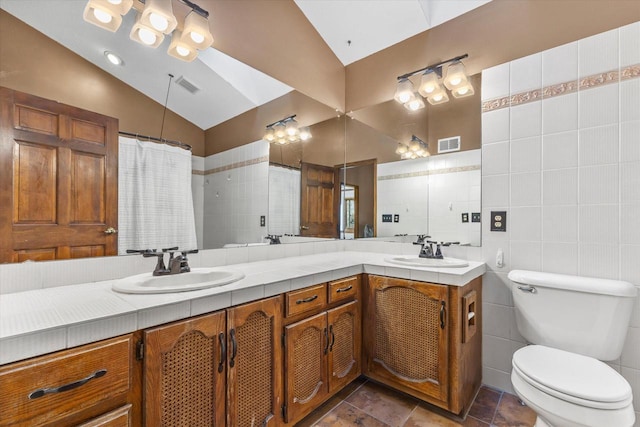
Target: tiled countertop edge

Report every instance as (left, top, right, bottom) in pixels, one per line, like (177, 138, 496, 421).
(0, 251, 485, 365)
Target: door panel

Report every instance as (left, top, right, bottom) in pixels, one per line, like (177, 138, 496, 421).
(300, 162, 339, 238)
(143, 312, 227, 427)
(0, 87, 118, 263)
(284, 312, 329, 423)
(327, 300, 361, 394)
(227, 296, 283, 427)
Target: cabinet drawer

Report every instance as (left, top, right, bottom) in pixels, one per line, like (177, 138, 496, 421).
(0, 335, 132, 427)
(77, 404, 131, 427)
(286, 284, 327, 317)
(328, 276, 358, 303)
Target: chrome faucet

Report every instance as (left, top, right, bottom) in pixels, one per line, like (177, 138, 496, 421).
(265, 235, 282, 245)
(417, 240, 459, 259)
(127, 247, 199, 276)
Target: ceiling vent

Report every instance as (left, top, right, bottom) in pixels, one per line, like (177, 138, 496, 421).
(438, 136, 461, 153)
(175, 76, 200, 94)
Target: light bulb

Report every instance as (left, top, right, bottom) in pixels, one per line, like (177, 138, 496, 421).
(450, 77, 462, 86)
(433, 94, 443, 102)
(404, 96, 425, 111)
(264, 128, 275, 142)
(457, 86, 468, 95)
(190, 31, 205, 44)
(108, 0, 122, 4)
(176, 46, 190, 57)
(277, 138, 287, 145)
(274, 123, 286, 139)
(149, 12, 169, 31)
(285, 119, 298, 136)
(93, 8, 113, 23)
(299, 127, 311, 141)
(138, 27, 157, 45)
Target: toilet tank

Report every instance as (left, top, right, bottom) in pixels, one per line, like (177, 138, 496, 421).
(508, 270, 637, 361)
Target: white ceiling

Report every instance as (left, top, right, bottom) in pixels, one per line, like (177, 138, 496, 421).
(1, 0, 490, 130)
(294, 0, 491, 65)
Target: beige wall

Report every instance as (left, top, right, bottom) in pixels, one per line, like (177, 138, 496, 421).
(0, 10, 206, 156)
(345, 0, 640, 112)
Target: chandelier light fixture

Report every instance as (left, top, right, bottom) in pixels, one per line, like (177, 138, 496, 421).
(395, 135, 429, 160)
(83, 0, 213, 62)
(394, 54, 474, 110)
(263, 115, 312, 145)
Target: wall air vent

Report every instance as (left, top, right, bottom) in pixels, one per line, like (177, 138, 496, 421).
(438, 136, 461, 153)
(175, 76, 200, 94)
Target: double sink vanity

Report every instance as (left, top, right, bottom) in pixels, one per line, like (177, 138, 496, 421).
(0, 248, 485, 426)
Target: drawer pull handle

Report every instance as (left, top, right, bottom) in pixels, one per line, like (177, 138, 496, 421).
(336, 285, 353, 293)
(440, 301, 446, 329)
(296, 295, 318, 304)
(218, 332, 226, 373)
(324, 327, 329, 355)
(329, 325, 335, 351)
(229, 329, 237, 368)
(28, 369, 107, 399)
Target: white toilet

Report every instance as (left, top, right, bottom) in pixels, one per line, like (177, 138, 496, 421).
(507, 270, 637, 427)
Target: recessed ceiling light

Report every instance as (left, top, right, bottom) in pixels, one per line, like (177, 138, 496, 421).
(104, 50, 123, 66)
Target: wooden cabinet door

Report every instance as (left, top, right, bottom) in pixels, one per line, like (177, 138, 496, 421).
(364, 275, 449, 404)
(0, 87, 118, 263)
(299, 162, 339, 238)
(284, 312, 329, 424)
(327, 300, 361, 395)
(227, 296, 283, 427)
(143, 312, 226, 427)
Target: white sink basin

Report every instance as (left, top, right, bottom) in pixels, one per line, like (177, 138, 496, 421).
(385, 256, 469, 268)
(112, 268, 245, 294)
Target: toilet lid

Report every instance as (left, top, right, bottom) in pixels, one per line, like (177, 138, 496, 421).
(513, 345, 632, 409)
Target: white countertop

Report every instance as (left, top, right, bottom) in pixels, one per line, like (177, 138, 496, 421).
(0, 251, 485, 365)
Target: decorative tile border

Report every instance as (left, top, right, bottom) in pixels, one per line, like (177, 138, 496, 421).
(203, 155, 269, 176)
(482, 63, 640, 112)
(378, 164, 480, 181)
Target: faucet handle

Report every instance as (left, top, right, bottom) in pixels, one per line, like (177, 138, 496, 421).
(181, 249, 199, 255)
(162, 246, 179, 252)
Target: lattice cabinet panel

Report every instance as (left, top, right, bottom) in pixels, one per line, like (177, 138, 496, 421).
(144, 311, 226, 427)
(364, 275, 449, 404)
(227, 296, 283, 427)
(327, 300, 361, 394)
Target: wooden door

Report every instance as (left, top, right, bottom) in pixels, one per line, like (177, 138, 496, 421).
(284, 312, 329, 424)
(299, 162, 339, 238)
(143, 311, 227, 427)
(363, 275, 449, 404)
(227, 296, 283, 427)
(327, 300, 361, 394)
(0, 87, 118, 263)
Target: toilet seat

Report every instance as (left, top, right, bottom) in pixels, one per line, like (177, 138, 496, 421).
(512, 345, 633, 410)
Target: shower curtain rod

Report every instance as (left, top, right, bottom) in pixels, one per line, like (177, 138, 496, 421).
(118, 131, 192, 151)
(269, 161, 301, 171)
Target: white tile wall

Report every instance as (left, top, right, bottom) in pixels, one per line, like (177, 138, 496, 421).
(481, 23, 640, 417)
(203, 141, 270, 249)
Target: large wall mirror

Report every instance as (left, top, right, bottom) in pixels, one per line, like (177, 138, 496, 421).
(1, 2, 483, 264)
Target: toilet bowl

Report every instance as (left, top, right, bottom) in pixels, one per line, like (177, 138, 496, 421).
(507, 270, 638, 427)
(511, 345, 635, 427)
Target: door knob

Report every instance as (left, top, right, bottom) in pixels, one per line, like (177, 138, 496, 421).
(300, 225, 309, 230)
(104, 227, 118, 234)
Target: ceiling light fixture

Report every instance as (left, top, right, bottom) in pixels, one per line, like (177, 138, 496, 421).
(264, 115, 312, 145)
(83, 0, 213, 62)
(395, 135, 429, 160)
(394, 54, 473, 110)
(83, 0, 133, 32)
(104, 50, 124, 65)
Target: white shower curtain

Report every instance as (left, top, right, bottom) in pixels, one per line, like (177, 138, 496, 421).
(118, 136, 198, 254)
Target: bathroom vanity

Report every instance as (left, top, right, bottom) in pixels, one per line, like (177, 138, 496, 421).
(0, 251, 484, 426)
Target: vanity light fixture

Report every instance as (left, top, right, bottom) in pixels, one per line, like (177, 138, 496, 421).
(83, 0, 213, 62)
(264, 115, 312, 145)
(394, 54, 473, 110)
(395, 135, 429, 159)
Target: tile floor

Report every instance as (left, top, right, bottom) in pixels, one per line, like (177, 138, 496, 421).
(296, 378, 537, 427)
